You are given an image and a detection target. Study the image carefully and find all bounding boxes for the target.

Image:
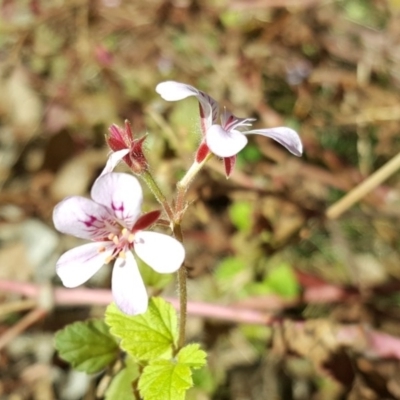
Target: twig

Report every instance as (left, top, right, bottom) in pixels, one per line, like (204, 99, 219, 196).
(0, 280, 271, 325)
(326, 151, 400, 219)
(0, 299, 37, 318)
(0, 308, 47, 350)
(2, 280, 400, 360)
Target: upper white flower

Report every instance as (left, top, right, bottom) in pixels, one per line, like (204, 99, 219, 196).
(156, 80, 303, 159)
(53, 172, 185, 315)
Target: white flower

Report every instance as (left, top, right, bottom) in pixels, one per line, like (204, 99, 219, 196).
(53, 172, 185, 315)
(156, 80, 303, 160)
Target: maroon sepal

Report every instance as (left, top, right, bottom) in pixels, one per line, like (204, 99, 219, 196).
(195, 141, 210, 163)
(133, 210, 162, 231)
(224, 155, 236, 178)
(106, 120, 148, 174)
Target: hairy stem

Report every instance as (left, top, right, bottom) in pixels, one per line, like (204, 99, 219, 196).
(173, 224, 187, 351)
(140, 170, 174, 222)
(173, 154, 214, 349)
(140, 169, 189, 350)
(142, 152, 213, 350)
(175, 152, 213, 222)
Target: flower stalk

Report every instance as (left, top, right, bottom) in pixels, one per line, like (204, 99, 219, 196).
(175, 152, 214, 223)
(140, 170, 175, 222)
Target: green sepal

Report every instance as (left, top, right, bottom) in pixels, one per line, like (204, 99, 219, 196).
(105, 297, 178, 362)
(54, 319, 119, 374)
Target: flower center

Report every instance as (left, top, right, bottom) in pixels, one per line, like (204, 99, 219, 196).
(103, 228, 135, 264)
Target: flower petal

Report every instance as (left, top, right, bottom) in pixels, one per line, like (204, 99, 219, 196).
(53, 197, 114, 240)
(112, 251, 148, 315)
(156, 81, 199, 101)
(56, 242, 112, 287)
(91, 173, 143, 229)
(156, 81, 218, 126)
(134, 231, 184, 273)
(206, 124, 248, 158)
(100, 149, 130, 176)
(246, 127, 303, 156)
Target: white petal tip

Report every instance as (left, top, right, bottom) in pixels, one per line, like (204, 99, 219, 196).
(155, 81, 197, 102)
(134, 231, 185, 273)
(116, 299, 148, 316)
(246, 127, 303, 157)
(100, 149, 130, 176)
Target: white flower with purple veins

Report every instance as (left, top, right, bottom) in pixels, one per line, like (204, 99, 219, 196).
(53, 172, 185, 315)
(156, 81, 303, 176)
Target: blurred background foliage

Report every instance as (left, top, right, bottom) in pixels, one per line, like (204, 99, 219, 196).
(1, 0, 400, 399)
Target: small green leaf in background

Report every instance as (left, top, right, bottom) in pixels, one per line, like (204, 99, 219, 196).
(138, 257, 173, 290)
(246, 263, 300, 298)
(105, 357, 139, 400)
(214, 256, 251, 294)
(214, 257, 244, 282)
(229, 201, 253, 232)
(191, 367, 216, 395)
(105, 297, 178, 362)
(237, 143, 263, 164)
(54, 320, 119, 374)
(265, 263, 299, 298)
(138, 344, 206, 400)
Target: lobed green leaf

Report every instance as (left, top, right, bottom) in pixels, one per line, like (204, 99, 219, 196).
(105, 297, 178, 362)
(177, 344, 207, 369)
(139, 360, 191, 400)
(138, 343, 206, 400)
(54, 319, 119, 374)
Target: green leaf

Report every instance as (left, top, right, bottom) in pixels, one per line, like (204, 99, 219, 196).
(54, 320, 119, 374)
(246, 263, 300, 298)
(229, 201, 252, 232)
(105, 357, 139, 400)
(138, 344, 206, 400)
(191, 367, 216, 394)
(265, 263, 299, 298)
(177, 344, 207, 369)
(139, 360, 191, 400)
(105, 297, 178, 362)
(214, 257, 244, 281)
(238, 144, 262, 163)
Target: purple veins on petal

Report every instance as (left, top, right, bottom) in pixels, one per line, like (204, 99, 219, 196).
(111, 201, 124, 212)
(82, 215, 99, 228)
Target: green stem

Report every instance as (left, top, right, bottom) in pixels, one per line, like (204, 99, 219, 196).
(141, 153, 212, 351)
(140, 170, 187, 349)
(173, 153, 213, 350)
(175, 153, 213, 222)
(140, 170, 174, 222)
(173, 224, 187, 351)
